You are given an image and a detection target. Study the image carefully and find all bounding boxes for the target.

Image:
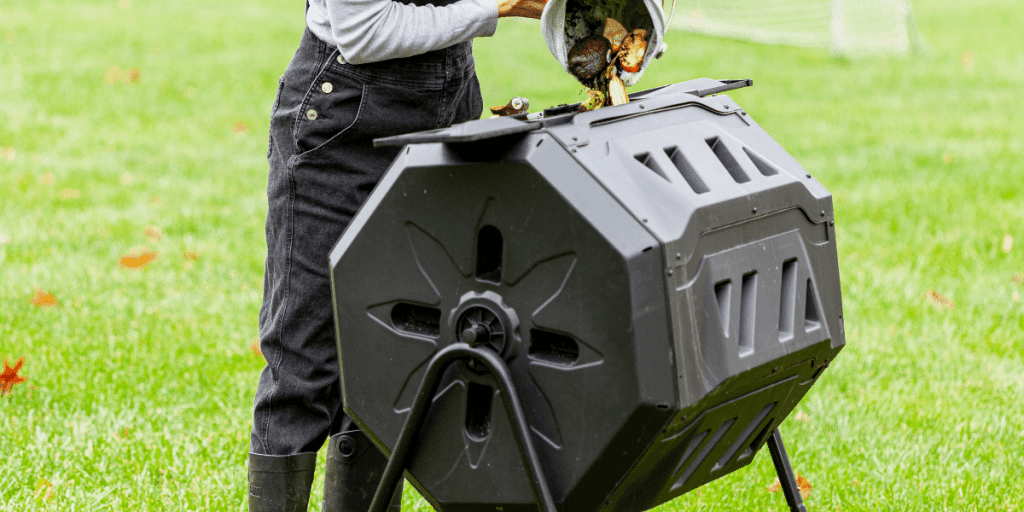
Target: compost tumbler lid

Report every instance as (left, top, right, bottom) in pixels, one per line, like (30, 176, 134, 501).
(542, 0, 668, 87)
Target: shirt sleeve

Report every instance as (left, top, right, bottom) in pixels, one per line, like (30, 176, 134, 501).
(325, 0, 500, 65)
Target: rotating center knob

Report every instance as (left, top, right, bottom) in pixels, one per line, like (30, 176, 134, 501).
(461, 324, 490, 346)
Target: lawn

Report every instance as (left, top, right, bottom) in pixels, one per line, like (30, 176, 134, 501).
(1, 0, 1022, 510)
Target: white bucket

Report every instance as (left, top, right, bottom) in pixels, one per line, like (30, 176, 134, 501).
(541, 0, 668, 87)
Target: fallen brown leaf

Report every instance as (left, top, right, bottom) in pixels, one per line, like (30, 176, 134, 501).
(926, 290, 954, 310)
(766, 473, 812, 500)
(797, 473, 812, 500)
(30, 288, 59, 308)
(183, 250, 199, 261)
(118, 247, 158, 269)
(250, 338, 263, 357)
(125, 67, 142, 83)
(145, 226, 163, 242)
(1, 357, 28, 395)
(232, 122, 248, 134)
(1013, 274, 1024, 285)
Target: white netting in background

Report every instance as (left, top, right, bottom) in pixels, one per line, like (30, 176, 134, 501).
(669, 0, 923, 56)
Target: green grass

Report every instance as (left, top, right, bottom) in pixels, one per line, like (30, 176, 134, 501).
(1, 0, 1022, 509)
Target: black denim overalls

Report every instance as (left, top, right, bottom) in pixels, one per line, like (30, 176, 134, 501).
(252, 8, 483, 455)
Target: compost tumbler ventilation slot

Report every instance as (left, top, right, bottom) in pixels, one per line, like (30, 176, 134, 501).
(739, 272, 757, 357)
(714, 280, 732, 336)
(804, 279, 821, 331)
(706, 136, 750, 184)
(665, 146, 710, 194)
(778, 259, 798, 341)
(742, 421, 775, 460)
(390, 303, 441, 337)
(634, 152, 671, 182)
(713, 403, 775, 471)
(529, 329, 580, 366)
(743, 147, 781, 177)
(673, 419, 736, 490)
(465, 382, 493, 441)
(476, 225, 503, 284)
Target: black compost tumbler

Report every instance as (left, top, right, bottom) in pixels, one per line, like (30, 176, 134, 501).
(328, 79, 844, 512)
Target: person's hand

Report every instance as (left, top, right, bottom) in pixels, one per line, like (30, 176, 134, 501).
(496, 0, 547, 19)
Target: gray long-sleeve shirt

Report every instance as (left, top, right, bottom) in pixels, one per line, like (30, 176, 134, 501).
(306, 0, 500, 65)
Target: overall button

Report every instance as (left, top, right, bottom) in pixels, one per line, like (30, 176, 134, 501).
(336, 55, 346, 65)
(306, 109, 318, 121)
(321, 82, 333, 94)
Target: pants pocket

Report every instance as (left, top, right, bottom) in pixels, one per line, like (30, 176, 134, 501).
(293, 68, 365, 157)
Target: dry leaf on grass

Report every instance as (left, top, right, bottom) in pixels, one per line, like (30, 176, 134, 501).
(183, 250, 199, 261)
(232, 122, 249, 134)
(926, 290, 954, 310)
(1013, 274, 1024, 285)
(797, 473, 812, 500)
(30, 288, 59, 308)
(125, 67, 142, 83)
(766, 473, 812, 500)
(145, 226, 163, 242)
(250, 338, 263, 357)
(151, 194, 160, 204)
(1002, 234, 1014, 254)
(1, 357, 28, 395)
(118, 247, 158, 269)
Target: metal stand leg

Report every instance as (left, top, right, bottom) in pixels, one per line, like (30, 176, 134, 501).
(368, 344, 557, 512)
(766, 429, 807, 512)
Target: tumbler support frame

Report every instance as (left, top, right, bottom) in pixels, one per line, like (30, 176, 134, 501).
(366, 343, 808, 512)
(368, 343, 557, 512)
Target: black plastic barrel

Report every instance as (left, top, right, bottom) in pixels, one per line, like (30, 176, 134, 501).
(329, 78, 845, 512)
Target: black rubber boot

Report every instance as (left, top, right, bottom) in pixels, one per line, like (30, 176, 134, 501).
(248, 452, 318, 512)
(322, 430, 403, 512)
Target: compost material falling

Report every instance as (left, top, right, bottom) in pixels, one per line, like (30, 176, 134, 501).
(562, 0, 654, 110)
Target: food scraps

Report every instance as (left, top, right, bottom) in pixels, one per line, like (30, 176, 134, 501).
(568, 20, 651, 111)
(490, 97, 531, 117)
